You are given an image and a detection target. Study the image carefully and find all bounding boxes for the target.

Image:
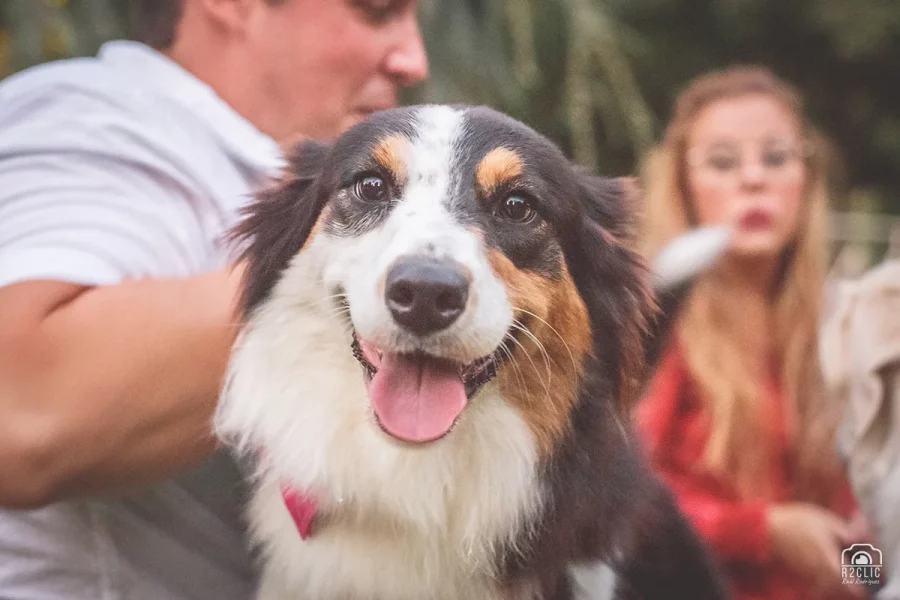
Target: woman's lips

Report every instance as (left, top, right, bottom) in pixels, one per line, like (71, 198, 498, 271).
(739, 209, 773, 230)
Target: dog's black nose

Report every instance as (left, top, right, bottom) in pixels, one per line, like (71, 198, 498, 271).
(385, 257, 470, 335)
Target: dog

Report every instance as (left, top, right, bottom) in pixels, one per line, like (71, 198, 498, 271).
(216, 105, 727, 600)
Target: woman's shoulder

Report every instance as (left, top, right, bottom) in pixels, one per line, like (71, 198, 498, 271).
(635, 343, 700, 446)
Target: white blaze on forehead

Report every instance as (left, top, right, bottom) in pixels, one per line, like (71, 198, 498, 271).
(390, 106, 465, 238)
(358, 106, 466, 275)
(374, 105, 471, 264)
(407, 105, 464, 203)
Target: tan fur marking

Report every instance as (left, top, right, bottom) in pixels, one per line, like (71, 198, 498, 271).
(301, 206, 330, 252)
(372, 135, 409, 185)
(476, 148, 524, 195)
(487, 250, 592, 456)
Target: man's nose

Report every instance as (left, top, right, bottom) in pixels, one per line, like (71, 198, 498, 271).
(384, 13, 429, 87)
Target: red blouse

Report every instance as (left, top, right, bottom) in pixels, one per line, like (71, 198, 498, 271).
(635, 345, 856, 600)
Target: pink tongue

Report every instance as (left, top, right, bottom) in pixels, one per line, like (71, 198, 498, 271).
(368, 352, 468, 443)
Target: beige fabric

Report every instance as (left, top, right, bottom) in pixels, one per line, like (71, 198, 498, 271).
(822, 260, 900, 598)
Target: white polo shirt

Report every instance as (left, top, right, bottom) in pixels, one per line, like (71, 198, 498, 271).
(0, 41, 284, 599)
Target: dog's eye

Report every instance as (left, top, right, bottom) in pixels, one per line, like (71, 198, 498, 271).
(354, 175, 389, 203)
(498, 194, 535, 223)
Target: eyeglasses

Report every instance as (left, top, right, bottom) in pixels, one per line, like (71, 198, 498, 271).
(686, 140, 811, 177)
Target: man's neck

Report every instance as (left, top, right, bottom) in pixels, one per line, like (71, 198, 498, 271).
(163, 39, 281, 142)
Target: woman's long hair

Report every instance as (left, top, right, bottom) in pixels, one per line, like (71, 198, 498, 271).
(639, 66, 840, 503)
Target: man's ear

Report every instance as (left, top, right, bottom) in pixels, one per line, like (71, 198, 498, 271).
(568, 173, 655, 414)
(197, 0, 256, 35)
(229, 140, 331, 318)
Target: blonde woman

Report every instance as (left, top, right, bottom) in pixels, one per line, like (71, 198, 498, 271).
(636, 66, 868, 600)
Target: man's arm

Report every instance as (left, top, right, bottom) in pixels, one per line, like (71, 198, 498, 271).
(0, 267, 245, 509)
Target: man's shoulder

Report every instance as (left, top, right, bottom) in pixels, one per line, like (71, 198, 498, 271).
(1, 55, 131, 118)
(0, 54, 201, 153)
(0, 56, 221, 186)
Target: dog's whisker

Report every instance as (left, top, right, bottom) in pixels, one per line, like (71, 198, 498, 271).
(230, 310, 356, 353)
(216, 293, 351, 329)
(284, 292, 349, 311)
(505, 329, 552, 401)
(510, 320, 553, 392)
(498, 340, 527, 396)
(513, 307, 580, 375)
(229, 306, 353, 334)
(510, 319, 553, 387)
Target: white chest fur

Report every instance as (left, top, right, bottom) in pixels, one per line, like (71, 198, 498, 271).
(216, 248, 545, 600)
(248, 478, 542, 600)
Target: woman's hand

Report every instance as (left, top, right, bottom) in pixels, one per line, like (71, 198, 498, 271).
(768, 503, 868, 599)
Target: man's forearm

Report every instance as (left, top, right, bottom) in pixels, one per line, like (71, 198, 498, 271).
(0, 267, 244, 507)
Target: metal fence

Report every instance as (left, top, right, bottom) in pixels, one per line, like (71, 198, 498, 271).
(830, 211, 900, 278)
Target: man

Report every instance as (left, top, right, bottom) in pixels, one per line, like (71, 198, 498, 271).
(0, 0, 427, 597)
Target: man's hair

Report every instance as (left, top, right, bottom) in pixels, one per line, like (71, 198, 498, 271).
(129, 0, 288, 51)
(129, 0, 183, 50)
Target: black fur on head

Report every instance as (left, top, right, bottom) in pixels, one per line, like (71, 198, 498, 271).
(229, 140, 331, 318)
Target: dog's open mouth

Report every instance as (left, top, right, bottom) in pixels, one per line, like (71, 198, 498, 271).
(350, 335, 500, 444)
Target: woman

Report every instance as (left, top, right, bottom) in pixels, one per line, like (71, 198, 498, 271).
(636, 66, 867, 600)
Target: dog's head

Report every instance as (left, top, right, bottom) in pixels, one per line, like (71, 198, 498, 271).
(221, 105, 650, 470)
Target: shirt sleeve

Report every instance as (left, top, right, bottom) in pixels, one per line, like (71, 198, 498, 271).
(0, 88, 212, 288)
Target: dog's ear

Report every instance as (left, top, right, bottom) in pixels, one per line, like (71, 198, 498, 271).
(229, 140, 331, 318)
(574, 170, 641, 240)
(567, 173, 655, 415)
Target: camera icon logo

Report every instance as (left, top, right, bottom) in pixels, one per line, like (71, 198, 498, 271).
(841, 544, 882, 587)
(842, 544, 882, 568)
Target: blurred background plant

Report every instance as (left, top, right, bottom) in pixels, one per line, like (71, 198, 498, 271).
(3, 0, 899, 272)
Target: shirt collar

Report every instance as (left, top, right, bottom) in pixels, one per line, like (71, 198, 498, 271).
(98, 41, 286, 178)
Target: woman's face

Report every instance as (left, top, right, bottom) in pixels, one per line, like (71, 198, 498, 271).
(685, 94, 808, 261)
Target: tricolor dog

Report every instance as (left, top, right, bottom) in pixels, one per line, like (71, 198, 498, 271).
(216, 105, 726, 599)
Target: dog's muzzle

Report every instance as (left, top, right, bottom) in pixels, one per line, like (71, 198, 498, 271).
(343, 255, 506, 443)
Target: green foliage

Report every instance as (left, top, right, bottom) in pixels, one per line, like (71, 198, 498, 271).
(0, 0, 122, 77)
(412, 0, 900, 212)
(2, 0, 899, 212)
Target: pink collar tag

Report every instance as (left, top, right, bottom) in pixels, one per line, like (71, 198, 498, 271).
(280, 483, 318, 540)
